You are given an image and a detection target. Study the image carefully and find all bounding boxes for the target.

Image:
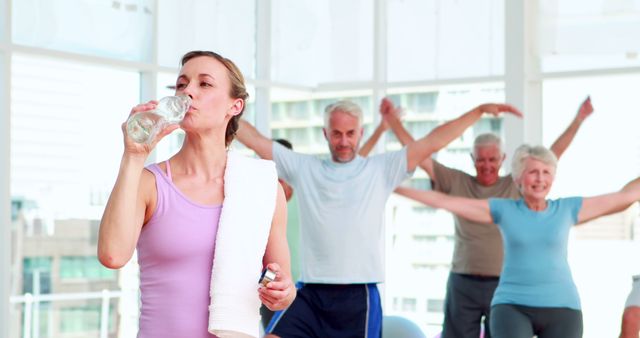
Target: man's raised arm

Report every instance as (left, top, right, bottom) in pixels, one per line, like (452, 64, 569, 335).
(401, 103, 522, 172)
(236, 119, 275, 160)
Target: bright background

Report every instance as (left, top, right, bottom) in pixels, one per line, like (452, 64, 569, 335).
(2, 0, 640, 337)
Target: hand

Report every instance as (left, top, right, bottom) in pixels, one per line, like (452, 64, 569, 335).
(379, 97, 403, 128)
(258, 263, 295, 311)
(122, 101, 180, 157)
(476, 103, 523, 118)
(576, 96, 594, 123)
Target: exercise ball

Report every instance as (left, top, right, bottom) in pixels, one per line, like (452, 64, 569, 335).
(382, 316, 426, 338)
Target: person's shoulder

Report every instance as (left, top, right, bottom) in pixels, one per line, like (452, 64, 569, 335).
(433, 160, 469, 177)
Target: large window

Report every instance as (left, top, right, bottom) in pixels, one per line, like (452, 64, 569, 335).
(12, 0, 154, 62)
(539, 0, 640, 72)
(157, 0, 257, 77)
(387, 0, 504, 81)
(10, 54, 139, 337)
(271, 0, 374, 86)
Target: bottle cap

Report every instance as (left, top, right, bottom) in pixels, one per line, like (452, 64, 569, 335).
(259, 268, 277, 287)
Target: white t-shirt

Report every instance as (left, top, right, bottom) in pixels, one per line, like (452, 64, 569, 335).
(273, 143, 412, 283)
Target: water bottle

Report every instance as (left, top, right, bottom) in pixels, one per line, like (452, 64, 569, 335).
(126, 95, 192, 144)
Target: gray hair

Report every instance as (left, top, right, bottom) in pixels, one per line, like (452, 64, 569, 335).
(473, 133, 503, 154)
(511, 144, 558, 181)
(324, 100, 363, 129)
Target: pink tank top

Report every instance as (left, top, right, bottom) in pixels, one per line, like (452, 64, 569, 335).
(137, 161, 221, 338)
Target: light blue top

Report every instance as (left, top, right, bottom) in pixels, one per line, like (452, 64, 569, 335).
(489, 197, 583, 310)
(273, 143, 412, 283)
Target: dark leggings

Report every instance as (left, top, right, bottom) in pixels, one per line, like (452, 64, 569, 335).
(490, 304, 583, 338)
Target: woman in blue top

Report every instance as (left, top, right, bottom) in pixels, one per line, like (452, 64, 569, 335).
(396, 144, 640, 338)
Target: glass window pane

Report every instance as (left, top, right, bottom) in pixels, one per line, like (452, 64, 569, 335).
(12, 0, 154, 62)
(271, 0, 374, 86)
(157, 0, 257, 78)
(22, 257, 52, 294)
(542, 74, 640, 196)
(11, 54, 138, 337)
(540, 0, 640, 72)
(11, 54, 138, 218)
(387, 0, 504, 82)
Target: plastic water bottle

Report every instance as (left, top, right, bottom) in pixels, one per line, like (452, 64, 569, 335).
(126, 95, 192, 144)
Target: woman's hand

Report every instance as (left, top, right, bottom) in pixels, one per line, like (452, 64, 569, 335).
(122, 100, 180, 158)
(258, 262, 296, 311)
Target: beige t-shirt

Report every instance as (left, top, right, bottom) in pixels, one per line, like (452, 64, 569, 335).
(432, 161, 521, 276)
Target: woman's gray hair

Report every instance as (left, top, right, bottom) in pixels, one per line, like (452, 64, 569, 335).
(511, 144, 558, 181)
(473, 133, 503, 154)
(324, 100, 363, 129)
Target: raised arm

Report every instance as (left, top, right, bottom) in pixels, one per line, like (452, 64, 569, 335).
(236, 119, 274, 160)
(99, 102, 173, 269)
(259, 184, 296, 310)
(550, 96, 593, 159)
(402, 103, 523, 172)
(358, 119, 388, 157)
(578, 176, 640, 224)
(380, 98, 436, 177)
(395, 186, 493, 224)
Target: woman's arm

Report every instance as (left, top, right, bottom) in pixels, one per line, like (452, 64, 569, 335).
(578, 176, 640, 224)
(98, 155, 150, 269)
(259, 184, 296, 310)
(549, 96, 594, 159)
(395, 187, 493, 224)
(98, 103, 170, 269)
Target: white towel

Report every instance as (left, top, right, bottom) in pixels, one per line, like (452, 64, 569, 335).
(208, 151, 278, 338)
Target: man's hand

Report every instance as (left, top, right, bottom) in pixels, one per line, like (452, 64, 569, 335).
(379, 97, 403, 128)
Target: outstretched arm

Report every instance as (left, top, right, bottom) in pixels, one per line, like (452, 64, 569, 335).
(578, 176, 640, 224)
(395, 187, 493, 224)
(550, 96, 593, 159)
(236, 119, 274, 160)
(260, 185, 296, 310)
(402, 103, 523, 172)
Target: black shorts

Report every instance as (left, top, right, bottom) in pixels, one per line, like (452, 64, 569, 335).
(266, 282, 382, 338)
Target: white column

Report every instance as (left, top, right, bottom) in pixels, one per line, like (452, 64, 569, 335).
(141, 3, 159, 163)
(99, 290, 110, 338)
(0, 0, 12, 336)
(372, 0, 388, 155)
(504, 0, 542, 165)
(254, 0, 272, 136)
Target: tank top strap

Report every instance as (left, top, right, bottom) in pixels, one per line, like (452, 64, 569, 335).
(165, 160, 173, 182)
